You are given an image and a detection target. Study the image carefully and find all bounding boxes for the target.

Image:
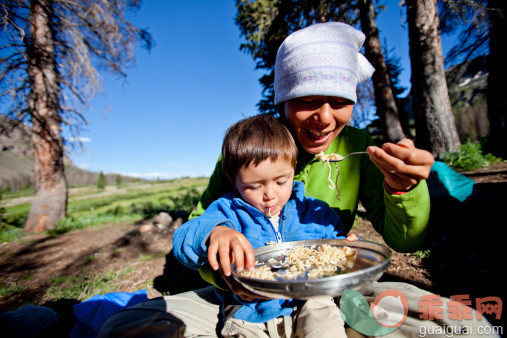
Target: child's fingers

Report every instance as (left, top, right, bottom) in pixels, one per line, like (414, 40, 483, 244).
(218, 245, 232, 276)
(346, 233, 358, 242)
(231, 241, 246, 272)
(207, 241, 220, 271)
(231, 238, 256, 272)
(244, 246, 256, 271)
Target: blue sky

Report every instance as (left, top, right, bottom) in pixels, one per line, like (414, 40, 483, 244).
(67, 0, 456, 180)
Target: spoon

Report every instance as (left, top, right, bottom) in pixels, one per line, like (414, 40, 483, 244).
(328, 151, 369, 162)
(256, 255, 287, 270)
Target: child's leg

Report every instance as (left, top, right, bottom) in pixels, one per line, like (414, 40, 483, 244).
(293, 296, 347, 338)
(221, 317, 272, 338)
(98, 286, 221, 337)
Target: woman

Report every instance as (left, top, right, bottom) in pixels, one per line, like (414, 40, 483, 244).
(99, 22, 496, 338)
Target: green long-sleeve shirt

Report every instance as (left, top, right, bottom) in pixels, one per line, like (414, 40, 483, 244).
(189, 126, 430, 286)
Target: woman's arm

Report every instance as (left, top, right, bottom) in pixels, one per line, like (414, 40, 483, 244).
(363, 138, 433, 252)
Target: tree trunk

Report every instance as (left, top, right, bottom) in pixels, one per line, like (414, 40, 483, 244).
(359, 0, 406, 143)
(406, 0, 461, 156)
(24, 0, 68, 233)
(487, 0, 507, 158)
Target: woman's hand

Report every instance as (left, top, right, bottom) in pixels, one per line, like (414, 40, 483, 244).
(207, 226, 256, 277)
(367, 139, 434, 191)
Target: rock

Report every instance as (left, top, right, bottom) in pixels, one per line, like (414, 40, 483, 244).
(139, 223, 154, 233)
(153, 212, 172, 228)
(171, 218, 184, 230)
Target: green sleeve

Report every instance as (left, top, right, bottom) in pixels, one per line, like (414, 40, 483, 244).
(188, 156, 234, 221)
(347, 128, 430, 253)
(382, 180, 430, 253)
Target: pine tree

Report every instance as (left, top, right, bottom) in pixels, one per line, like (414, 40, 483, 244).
(406, 0, 461, 155)
(97, 172, 107, 189)
(115, 174, 123, 187)
(1, 1, 152, 233)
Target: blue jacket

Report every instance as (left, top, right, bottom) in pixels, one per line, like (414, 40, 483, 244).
(173, 181, 344, 323)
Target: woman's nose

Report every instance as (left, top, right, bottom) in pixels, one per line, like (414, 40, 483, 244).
(313, 103, 334, 124)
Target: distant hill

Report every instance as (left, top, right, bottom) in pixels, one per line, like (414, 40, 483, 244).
(0, 114, 143, 191)
(365, 55, 489, 144)
(446, 55, 489, 142)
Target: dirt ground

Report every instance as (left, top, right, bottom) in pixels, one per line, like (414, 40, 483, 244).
(1, 162, 506, 331)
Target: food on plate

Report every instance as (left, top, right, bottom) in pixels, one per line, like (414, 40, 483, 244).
(239, 244, 356, 280)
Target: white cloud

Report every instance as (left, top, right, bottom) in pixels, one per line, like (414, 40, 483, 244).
(124, 172, 180, 180)
(68, 136, 92, 143)
(123, 171, 206, 180)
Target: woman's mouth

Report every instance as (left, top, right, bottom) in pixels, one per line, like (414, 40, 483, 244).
(306, 129, 330, 142)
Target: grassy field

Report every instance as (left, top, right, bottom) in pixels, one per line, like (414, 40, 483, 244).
(0, 177, 209, 242)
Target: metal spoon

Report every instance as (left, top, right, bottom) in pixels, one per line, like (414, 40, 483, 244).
(256, 255, 287, 270)
(328, 151, 369, 162)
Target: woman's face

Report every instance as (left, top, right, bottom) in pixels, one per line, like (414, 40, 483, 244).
(284, 96, 354, 154)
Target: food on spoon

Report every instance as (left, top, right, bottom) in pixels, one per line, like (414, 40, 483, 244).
(315, 152, 342, 189)
(316, 151, 344, 161)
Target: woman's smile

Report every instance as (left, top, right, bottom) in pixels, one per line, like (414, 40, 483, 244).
(284, 96, 354, 154)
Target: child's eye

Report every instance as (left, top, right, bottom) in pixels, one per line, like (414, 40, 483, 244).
(277, 180, 287, 186)
(248, 185, 260, 190)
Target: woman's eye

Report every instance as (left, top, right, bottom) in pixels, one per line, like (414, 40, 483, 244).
(295, 98, 317, 105)
(331, 99, 351, 108)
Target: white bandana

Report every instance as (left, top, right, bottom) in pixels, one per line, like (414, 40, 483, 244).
(274, 22, 375, 104)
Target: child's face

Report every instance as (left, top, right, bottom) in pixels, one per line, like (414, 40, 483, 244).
(234, 157, 294, 217)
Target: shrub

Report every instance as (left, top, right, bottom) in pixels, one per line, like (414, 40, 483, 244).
(0, 190, 25, 243)
(97, 172, 107, 189)
(441, 139, 503, 171)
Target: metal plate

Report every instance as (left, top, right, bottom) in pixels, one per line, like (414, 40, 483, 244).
(231, 239, 391, 299)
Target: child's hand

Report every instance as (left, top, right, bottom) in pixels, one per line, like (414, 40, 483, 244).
(218, 270, 272, 301)
(207, 226, 255, 277)
(346, 233, 358, 242)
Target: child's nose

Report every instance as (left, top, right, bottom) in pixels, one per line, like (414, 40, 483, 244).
(264, 187, 276, 200)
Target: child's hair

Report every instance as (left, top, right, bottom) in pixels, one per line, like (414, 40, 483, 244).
(221, 114, 298, 182)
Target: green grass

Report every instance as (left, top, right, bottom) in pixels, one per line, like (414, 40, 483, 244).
(410, 249, 432, 259)
(0, 281, 27, 298)
(0, 224, 24, 243)
(441, 139, 503, 171)
(0, 177, 209, 242)
(46, 213, 144, 236)
(138, 251, 167, 262)
(45, 267, 136, 301)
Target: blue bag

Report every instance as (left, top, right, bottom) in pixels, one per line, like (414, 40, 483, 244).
(70, 289, 149, 337)
(427, 161, 475, 202)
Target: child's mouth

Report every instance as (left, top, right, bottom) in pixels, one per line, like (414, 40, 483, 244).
(266, 206, 276, 217)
